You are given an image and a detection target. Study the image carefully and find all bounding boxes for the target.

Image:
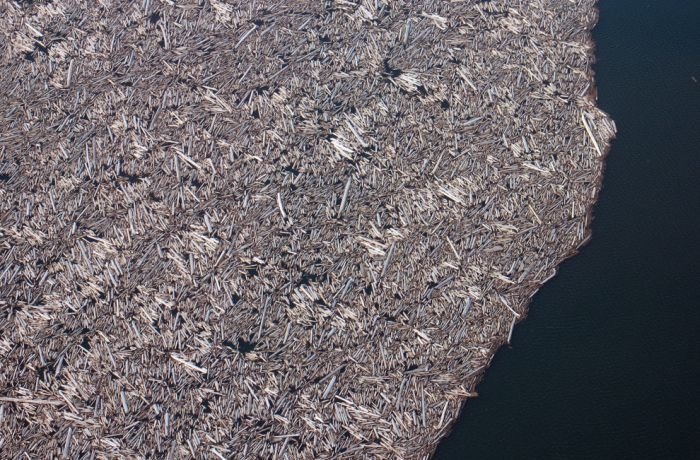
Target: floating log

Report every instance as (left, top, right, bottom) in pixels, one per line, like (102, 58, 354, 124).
(0, 0, 614, 458)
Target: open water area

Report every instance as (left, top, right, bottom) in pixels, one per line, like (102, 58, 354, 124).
(435, 0, 700, 458)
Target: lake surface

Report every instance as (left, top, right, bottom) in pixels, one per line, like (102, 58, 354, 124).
(434, 0, 700, 458)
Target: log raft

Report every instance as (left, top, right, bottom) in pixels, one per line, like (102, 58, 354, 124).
(0, 1, 614, 458)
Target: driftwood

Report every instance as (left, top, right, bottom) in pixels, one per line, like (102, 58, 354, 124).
(0, 0, 614, 458)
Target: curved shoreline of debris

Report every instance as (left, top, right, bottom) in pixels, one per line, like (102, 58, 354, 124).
(0, 1, 614, 459)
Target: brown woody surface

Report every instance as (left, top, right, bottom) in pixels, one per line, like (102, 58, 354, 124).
(0, 0, 614, 458)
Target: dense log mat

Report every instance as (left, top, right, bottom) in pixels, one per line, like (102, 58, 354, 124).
(0, 1, 614, 458)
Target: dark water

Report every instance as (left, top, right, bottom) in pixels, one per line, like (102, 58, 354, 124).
(435, 1, 700, 459)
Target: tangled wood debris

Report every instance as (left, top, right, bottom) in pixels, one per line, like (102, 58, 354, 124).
(0, 0, 614, 458)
